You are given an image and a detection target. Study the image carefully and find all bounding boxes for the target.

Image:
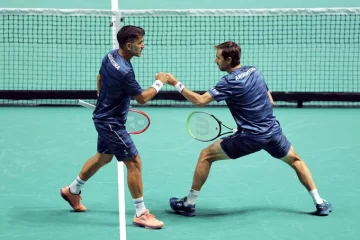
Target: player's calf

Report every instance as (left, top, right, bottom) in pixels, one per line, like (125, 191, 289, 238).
(280, 145, 333, 216)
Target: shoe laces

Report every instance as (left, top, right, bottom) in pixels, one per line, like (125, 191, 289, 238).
(143, 211, 156, 219)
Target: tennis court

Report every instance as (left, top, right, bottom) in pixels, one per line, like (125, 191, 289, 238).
(1, 0, 360, 240)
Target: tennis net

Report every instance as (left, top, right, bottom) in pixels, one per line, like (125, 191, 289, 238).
(1, 8, 359, 107)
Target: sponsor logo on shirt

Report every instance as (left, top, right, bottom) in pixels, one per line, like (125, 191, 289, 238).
(211, 88, 219, 95)
(108, 53, 120, 70)
(235, 67, 256, 80)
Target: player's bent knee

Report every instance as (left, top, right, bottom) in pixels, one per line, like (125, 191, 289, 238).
(197, 148, 214, 163)
(280, 147, 302, 167)
(287, 155, 302, 169)
(199, 148, 210, 159)
(123, 155, 142, 169)
(199, 140, 228, 163)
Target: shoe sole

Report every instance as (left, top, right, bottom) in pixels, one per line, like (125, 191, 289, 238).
(318, 209, 333, 216)
(132, 221, 163, 229)
(174, 210, 196, 217)
(170, 204, 195, 217)
(315, 206, 333, 216)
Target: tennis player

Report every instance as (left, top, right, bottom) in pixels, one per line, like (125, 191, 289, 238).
(60, 25, 167, 229)
(166, 41, 332, 217)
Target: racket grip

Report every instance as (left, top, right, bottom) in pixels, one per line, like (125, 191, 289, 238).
(78, 99, 96, 109)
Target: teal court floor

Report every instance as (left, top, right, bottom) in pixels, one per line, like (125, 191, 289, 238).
(0, 106, 359, 240)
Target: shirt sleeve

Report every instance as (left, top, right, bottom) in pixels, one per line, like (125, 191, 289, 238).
(122, 71, 143, 97)
(207, 77, 232, 102)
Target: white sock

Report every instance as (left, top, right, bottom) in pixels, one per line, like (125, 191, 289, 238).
(133, 197, 147, 217)
(185, 189, 199, 206)
(69, 176, 86, 194)
(309, 189, 324, 205)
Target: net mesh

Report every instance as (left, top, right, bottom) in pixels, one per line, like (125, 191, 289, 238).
(0, 8, 359, 107)
(0, 10, 114, 106)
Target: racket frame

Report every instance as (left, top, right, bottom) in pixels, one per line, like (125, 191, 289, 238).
(186, 111, 236, 142)
(77, 99, 150, 134)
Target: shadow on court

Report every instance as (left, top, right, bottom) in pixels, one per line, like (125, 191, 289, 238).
(6, 207, 133, 227)
(164, 205, 315, 218)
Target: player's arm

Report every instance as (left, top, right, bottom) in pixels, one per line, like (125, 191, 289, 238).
(267, 90, 275, 106)
(96, 74, 101, 97)
(166, 74, 214, 107)
(133, 72, 168, 105)
(133, 88, 157, 105)
(265, 83, 274, 106)
(177, 88, 214, 107)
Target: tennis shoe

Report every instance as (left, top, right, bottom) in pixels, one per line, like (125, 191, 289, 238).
(132, 210, 164, 229)
(315, 199, 333, 216)
(169, 197, 196, 216)
(60, 186, 87, 212)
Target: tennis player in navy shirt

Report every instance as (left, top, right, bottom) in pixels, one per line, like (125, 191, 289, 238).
(60, 25, 167, 229)
(166, 41, 332, 217)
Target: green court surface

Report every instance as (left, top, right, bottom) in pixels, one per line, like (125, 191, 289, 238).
(1, 0, 360, 240)
(1, 106, 359, 240)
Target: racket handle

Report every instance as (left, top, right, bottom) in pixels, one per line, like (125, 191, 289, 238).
(78, 99, 96, 109)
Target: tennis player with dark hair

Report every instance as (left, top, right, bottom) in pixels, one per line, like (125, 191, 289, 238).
(60, 25, 167, 229)
(166, 41, 332, 217)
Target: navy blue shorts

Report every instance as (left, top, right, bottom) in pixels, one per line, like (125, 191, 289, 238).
(220, 132, 291, 159)
(94, 121, 138, 161)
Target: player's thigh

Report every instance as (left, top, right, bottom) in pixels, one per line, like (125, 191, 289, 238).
(201, 139, 230, 162)
(94, 152, 114, 164)
(218, 134, 263, 160)
(264, 133, 292, 159)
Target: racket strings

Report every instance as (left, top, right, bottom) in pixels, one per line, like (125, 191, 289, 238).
(188, 112, 220, 141)
(126, 112, 148, 131)
(195, 115, 210, 135)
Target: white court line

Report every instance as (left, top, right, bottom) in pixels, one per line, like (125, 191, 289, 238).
(111, 0, 126, 240)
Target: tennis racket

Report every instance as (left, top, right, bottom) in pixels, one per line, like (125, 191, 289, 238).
(186, 111, 237, 142)
(77, 99, 150, 134)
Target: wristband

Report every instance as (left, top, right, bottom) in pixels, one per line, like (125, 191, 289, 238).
(151, 80, 163, 93)
(175, 82, 185, 93)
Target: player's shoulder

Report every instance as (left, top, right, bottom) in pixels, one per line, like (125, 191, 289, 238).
(227, 66, 261, 81)
(104, 49, 134, 75)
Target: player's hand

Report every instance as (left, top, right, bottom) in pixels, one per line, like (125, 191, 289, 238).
(155, 72, 168, 84)
(165, 73, 178, 86)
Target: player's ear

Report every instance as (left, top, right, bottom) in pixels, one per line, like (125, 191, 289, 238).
(125, 42, 132, 51)
(226, 57, 232, 65)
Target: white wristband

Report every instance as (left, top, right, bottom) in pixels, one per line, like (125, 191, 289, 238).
(175, 82, 185, 93)
(151, 80, 163, 93)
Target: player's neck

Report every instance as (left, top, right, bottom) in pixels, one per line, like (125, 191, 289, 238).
(118, 49, 133, 62)
(227, 64, 241, 74)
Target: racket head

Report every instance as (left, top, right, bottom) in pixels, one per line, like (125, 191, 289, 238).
(186, 111, 222, 142)
(126, 109, 150, 134)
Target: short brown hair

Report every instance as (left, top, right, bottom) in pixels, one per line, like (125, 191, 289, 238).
(215, 41, 241, 67)
(117, 25, 145, 48)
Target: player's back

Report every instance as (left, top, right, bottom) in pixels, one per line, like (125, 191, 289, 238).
(223, 66, 281, 137)
(93, 49, 140, 125)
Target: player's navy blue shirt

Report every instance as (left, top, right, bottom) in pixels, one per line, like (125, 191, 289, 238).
(93, 49, 143, 125)
(208, 66, 281, 137)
